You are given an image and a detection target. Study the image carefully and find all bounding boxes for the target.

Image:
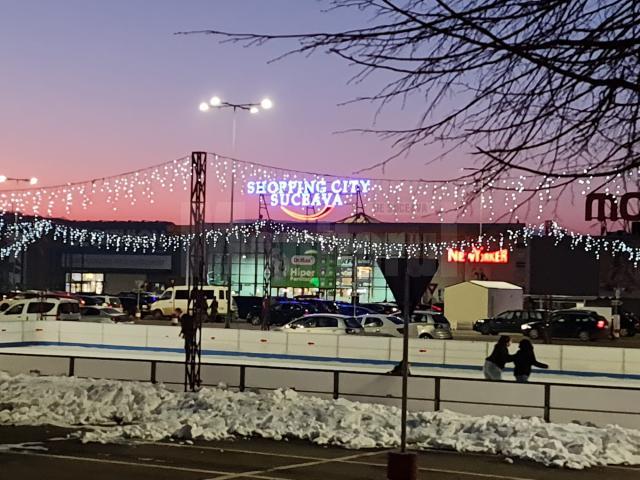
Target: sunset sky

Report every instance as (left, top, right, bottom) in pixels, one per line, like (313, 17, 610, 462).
(0, 1, 598, 230)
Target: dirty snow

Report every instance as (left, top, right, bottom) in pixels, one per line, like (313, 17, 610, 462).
(0, 371, 639, 469)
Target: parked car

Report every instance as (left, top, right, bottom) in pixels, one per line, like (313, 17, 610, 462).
(117, 292, 158, 316)
(295, 297, 340, 314)
(521, 310, 609, 341)
(359, 302, 401, 316)
(1, 297, 81, 322)
(409, 310, 453, 339)
(357, 314, 404, 336)
(80, 306, 129, 323)
(86, 295, 124, 312)
(621, 311, 640, 337)
(148, 285, 235, 320)
(473, 310, 547, 335)
(245, 300, 318, 326)
(78, 295, 101, 306)
(335, 302, 374, 316)
(274, 314, 363, 335)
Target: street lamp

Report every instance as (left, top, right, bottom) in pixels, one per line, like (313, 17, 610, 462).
(0, 176, 38, 186)
(199, 95, 274, 328)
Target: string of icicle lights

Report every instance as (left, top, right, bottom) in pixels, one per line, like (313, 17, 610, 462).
(3, 217, 640, 266)
(0, 152, 631, 223)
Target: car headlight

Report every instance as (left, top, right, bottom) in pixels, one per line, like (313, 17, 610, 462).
(521, 324, 531, 330)
(475, 319, 484, 324)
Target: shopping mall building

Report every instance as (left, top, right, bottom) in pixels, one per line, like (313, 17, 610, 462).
(3, 217, 615, 306)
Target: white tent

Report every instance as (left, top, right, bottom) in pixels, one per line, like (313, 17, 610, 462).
(444, 280, 523, 330)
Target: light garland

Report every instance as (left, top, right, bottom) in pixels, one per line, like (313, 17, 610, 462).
(2, 216, 640, 267)
(1, 152, 630, 225)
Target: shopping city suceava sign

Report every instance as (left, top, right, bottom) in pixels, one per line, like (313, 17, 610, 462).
(246, 178, 371, 221)
(585, 192, 640, 221)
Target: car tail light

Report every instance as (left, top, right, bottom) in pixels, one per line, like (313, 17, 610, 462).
(596, 319, 607, 329)
(431, 305, 443, 312)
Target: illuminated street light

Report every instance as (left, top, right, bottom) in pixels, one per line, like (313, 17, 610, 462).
(198, 95, 274, 115)
(260, 98, 273, 110)
(0, 175, 38, 186)
(199, 94, 275, 330)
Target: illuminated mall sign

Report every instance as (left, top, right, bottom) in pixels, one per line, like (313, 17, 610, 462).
(246, 178, 371, 221)
(447, 248, 509, 264)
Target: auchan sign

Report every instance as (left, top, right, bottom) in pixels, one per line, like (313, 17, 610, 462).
(447, 248, 509, 264)
(246, 178, 371, 221)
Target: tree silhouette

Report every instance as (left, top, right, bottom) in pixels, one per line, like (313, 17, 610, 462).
(181, 0, 640, 201)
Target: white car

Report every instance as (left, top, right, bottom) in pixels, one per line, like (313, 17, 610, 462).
(274, 314, 364, 335)
(357, 314, 405, 336)
(81, 306, 129, 323)
(1, 298, 81, 322)
(149, 285, 234, 319)
(87, 295, 124, 313)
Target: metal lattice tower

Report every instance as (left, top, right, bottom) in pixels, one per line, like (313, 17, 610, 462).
(261, 223, 274, 331)
(185, 151, 207, 392)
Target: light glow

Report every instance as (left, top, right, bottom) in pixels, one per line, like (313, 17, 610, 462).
(447, 247, 509, 264)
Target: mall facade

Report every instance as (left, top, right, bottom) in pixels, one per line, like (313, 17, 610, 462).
(3, 217, 610, 305)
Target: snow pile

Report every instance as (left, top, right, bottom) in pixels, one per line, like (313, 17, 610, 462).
(1, 371, 639, 469)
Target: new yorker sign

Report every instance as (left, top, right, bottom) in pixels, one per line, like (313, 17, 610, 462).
(585, 192, 640, 221)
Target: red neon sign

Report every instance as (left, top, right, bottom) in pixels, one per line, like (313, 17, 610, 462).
(447, 248, 509, 264)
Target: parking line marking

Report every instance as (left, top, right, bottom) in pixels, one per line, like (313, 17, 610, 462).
(151, 443, 537, 480)
(347, 460, 536, 480)
(151, 441, 325, 460)
(207, 450, 391, 480)
(3, 450, 231, 475)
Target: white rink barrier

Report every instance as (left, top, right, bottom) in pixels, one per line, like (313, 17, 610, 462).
(1, 320, 639, 378)
(1, 345, 639, 429)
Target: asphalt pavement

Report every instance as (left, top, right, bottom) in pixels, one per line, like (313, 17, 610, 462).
(1, 425, 638, 480)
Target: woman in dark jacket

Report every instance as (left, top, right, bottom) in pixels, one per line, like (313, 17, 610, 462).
(483, 335, 513, 380)
(513, 339, 548, 382)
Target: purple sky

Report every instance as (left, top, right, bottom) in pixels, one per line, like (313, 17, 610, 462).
(0, 1, 596, 229)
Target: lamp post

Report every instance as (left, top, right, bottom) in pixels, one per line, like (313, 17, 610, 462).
(0, 176, 39, 291)
(199, 96, 273, 328)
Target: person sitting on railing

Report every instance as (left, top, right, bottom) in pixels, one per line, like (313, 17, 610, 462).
(513, 339, 548, 383)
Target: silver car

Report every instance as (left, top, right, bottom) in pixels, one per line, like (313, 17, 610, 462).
(274, 314, 364, 335)
(81, 306, 130, 323)
(357, 314, 405, 336)
(410, 310, 453, 339)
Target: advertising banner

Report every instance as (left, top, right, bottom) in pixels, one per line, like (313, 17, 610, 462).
(271, 243, 336, 289)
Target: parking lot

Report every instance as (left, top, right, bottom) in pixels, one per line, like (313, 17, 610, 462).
(1, 425, 638, 480)
(136, 317, 640, 348)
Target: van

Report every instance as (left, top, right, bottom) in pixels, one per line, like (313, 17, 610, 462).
(148, 285, 235, 320)
(1, 298, 81, 322)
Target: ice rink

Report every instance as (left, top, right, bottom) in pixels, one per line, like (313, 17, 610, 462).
(2, 342, 639, 388)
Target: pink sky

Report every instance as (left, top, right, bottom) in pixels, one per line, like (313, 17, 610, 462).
(0, 1, 602, 231)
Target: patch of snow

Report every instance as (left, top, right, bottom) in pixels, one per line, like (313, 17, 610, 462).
(0, 371, 639, 469)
